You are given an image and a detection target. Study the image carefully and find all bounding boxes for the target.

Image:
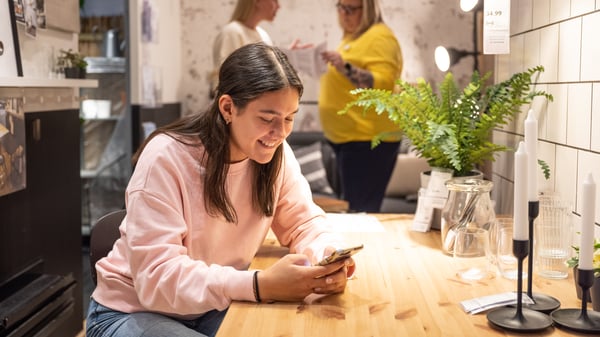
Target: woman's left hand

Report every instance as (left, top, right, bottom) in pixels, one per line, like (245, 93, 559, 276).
(312, 258, 354, 294)
(321, 50, 345, 73)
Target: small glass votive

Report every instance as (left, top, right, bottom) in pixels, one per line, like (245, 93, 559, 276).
(453, 227, 494, 281)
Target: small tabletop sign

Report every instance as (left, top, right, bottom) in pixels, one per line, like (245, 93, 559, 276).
(412, 169, 453, 232)
(483, 0, 511, 55)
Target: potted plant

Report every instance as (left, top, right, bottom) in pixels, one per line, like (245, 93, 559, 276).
(340, 66, 552, 178)
(57, 48, 88, 79)
(566, 237, 600, 309)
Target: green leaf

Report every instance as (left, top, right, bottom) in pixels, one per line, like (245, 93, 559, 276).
(538, 159, 551, 180)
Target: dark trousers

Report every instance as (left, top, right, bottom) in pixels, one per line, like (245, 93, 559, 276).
(329, 141, 400, 212)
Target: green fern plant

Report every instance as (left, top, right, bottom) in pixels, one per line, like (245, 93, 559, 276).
(340, 66, 553, 177)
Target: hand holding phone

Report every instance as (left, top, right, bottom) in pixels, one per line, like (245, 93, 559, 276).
(316, 244, 363, 266)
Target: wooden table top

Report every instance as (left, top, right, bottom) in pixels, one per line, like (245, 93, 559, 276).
(216, 214, 590, 337)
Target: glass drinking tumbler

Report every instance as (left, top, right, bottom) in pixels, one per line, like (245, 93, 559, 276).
(534, 194, 573, 279)
(453, 227, 494, 281)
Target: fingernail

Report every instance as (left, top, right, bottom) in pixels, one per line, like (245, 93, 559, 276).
(326, 277, 333, 284)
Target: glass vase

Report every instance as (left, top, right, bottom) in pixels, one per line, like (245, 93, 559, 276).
(440, 178, 495, 255)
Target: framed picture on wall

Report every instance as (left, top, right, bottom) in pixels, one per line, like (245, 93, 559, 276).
(0, 0, 23, 77)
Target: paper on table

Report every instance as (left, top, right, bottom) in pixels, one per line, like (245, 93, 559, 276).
(460, 292, 534, 315)
(325, 213, 385, 232)
(281, 41, 328, 78)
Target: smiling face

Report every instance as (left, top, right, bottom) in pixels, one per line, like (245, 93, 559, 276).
(219, 87, 299, 164)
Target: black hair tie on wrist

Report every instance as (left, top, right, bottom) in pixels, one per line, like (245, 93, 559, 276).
(253, 271, 261, 303)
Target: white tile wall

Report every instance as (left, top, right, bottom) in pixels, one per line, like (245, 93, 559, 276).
(509, 34, 525, 75)
(514, 105, 529, 136)
(566, 83, 592, 149)
(533, 0, 551, 28)
(554, 145, 578, 208)
(491, 174, 514, 216)
(531, 83, 550, 139)
(493, 3, 600, 229)
(513, 0, 533, 34)
(523, 31, 541, 71)
(592, 84, 600, 152)
(539, 25, 559, 82)
(491, 130, 516, 180)
(581, 12, 600, 81)
(558, 18, 581, 82)
(545, 84, 568, 143)
(550, 0, 570, 21)
(495, 54, 511, 82)
(571, 0, 596, 16)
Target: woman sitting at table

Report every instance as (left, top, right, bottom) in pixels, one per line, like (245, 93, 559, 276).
(85, 42, 356, 337)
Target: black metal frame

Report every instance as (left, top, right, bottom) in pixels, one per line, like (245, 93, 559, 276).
(5, 0, 23, 76)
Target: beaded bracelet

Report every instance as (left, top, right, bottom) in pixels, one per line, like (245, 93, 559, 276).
(252, 271, 261, 303)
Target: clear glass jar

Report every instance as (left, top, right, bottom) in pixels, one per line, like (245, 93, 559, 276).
(440, 178, 495, 255)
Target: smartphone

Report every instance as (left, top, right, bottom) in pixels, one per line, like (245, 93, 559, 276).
(316, 244, 364, 266)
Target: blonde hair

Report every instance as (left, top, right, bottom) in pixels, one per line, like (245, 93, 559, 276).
(344, 0, 384, 39)
(230, 0, 257, 22)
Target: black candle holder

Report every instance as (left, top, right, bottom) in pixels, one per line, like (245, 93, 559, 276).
(551, 268, 600, 333)
(487, 239, 553, 332)
(519, 201, 561, 314)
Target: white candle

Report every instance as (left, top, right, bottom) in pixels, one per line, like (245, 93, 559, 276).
(524, 109, 538, 202)
(513, 142, 528, 240)
(579, 173, 596, 270)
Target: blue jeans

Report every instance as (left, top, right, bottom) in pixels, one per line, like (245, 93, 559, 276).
(85, 298, 227, 337)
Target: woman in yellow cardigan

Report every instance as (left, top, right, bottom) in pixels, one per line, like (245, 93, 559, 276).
(319, 0, 403, 212)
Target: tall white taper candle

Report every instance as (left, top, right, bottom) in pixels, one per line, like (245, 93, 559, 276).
(579, 173, 596, 270)
(514, 142, 528, 240)
(524, 110, 538, 202)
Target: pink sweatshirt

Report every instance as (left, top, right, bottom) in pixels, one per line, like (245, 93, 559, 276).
(92, 134, 345, 319)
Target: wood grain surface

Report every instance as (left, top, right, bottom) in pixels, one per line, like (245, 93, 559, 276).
(217, 214, 589, 337)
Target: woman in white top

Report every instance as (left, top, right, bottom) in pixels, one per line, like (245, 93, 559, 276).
(210, 0, 280, 95)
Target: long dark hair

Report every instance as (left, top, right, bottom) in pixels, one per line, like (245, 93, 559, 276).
(133, 43, 303, 223)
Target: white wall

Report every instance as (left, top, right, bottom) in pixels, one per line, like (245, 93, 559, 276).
(128, 0, 182, 105)
(17, 28, 78, 78)
(491, 0, 600, 237)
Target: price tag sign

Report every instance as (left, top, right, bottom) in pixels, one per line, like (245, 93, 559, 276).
(483, 0, 511, 54)
(412, 168, 453, 232)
